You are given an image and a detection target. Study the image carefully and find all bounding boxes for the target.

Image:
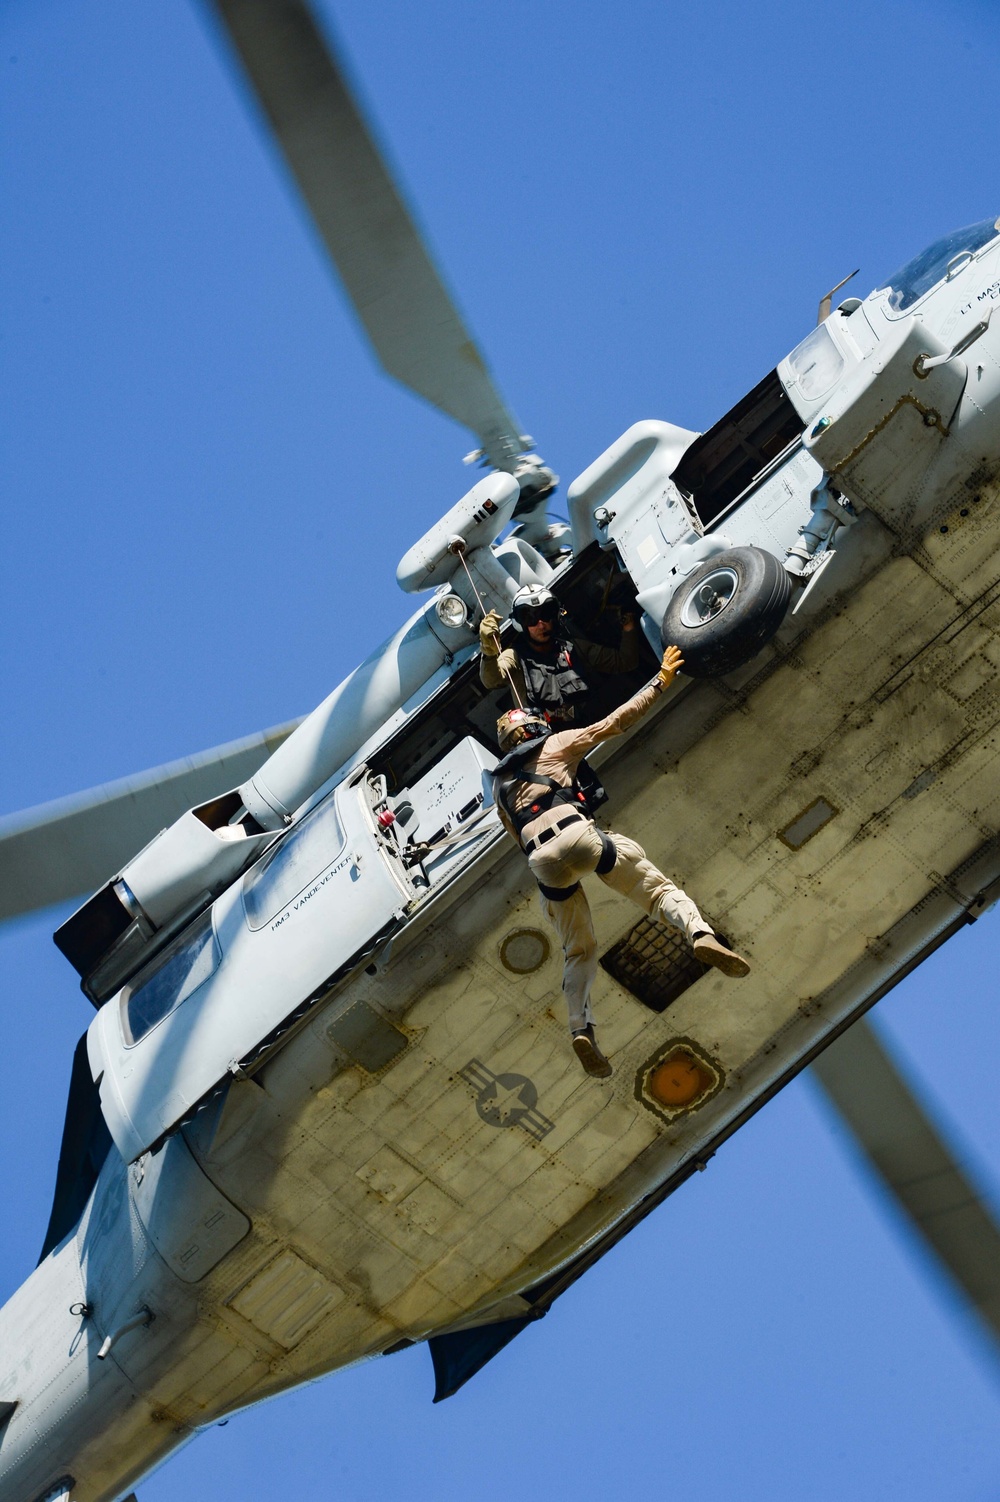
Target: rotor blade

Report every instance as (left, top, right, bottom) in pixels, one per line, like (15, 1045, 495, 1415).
(0, 721, 299, 923)
(812, 1015, 1000, 1349)
(205, 0, 527, 471)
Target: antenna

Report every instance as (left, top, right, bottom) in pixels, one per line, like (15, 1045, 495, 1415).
(817, 268, 860, 324)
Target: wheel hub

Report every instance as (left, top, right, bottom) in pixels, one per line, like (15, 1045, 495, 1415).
(679, 566, 740, 628)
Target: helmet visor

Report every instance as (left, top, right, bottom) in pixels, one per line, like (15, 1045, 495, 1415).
(517, 600, 559, 626)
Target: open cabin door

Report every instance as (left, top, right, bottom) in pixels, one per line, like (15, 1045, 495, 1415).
(88, 768, 414, 1162)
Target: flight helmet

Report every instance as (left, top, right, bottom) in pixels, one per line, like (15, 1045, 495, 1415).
(496, 706, 551, 754)
(511, 584, 559, 632)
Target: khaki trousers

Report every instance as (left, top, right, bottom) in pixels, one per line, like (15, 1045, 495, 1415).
(527, 819, 708, 1034)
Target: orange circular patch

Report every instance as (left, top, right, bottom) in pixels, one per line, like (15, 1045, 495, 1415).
(649, 1052, 711, 1108)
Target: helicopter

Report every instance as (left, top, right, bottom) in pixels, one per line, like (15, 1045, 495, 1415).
(3, 2, 1000, 1500)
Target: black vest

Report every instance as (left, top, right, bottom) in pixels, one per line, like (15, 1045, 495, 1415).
(519, 635, 590, 714)
(492, 737, 607, 840)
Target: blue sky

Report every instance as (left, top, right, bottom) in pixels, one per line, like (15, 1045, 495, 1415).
(2, 0, 1000, 1497)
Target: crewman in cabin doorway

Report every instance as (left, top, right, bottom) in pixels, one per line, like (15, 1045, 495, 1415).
(493, 645, 750, 1078)
(479, 585, 639, 725)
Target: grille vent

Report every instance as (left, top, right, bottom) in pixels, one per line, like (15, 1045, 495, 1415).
(601, 917, 712, 1012)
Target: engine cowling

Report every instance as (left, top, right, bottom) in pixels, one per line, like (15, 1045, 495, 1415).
(54, 790, 272, 1002)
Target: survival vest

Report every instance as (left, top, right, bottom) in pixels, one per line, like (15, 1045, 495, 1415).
(492, 736, 607, 843)
(519, 635, 590, 715)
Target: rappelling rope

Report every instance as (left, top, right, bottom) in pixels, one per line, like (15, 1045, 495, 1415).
(450, 540, 525, 708)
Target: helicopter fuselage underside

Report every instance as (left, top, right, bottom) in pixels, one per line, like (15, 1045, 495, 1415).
(5, 249, 1000, 1501)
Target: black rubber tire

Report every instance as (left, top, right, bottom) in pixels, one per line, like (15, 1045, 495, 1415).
(661, 545, 791, 679)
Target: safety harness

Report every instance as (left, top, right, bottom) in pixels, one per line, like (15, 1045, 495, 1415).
(492, 740, 615, 901)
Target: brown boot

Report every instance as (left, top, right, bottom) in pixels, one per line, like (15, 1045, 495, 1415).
(693, 932, 751, 978)
(572, 1025, 613, 1079)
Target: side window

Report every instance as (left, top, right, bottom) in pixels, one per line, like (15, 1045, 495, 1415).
(122, 911, 218, 1045)
(243, 796, 347, 931)
(786, 323, 845, 401)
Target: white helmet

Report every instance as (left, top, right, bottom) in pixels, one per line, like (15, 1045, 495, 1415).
(511, 584, 559, 633)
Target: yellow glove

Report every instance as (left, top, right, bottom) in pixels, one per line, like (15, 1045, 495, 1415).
(657, 643, 684, 688)
(479, 609, 503, 657)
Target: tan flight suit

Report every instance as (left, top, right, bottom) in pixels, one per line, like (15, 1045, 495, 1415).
(496, 679, 710, 1034)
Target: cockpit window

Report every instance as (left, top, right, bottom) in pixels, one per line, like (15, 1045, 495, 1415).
(243, 795, 346, 930)
(877, 217, 1000, 312)
(123, 911, 218, 1044)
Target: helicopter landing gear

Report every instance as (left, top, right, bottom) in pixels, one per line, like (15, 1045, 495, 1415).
(661, 545, 791, 678)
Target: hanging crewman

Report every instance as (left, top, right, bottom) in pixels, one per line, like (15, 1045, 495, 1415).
(492, 645, 750, 1078)
(479, 585, 639, 725)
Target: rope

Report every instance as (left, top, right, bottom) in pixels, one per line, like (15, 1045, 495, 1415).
(451, 541, 525, 709)
(403, 805, 496, 865)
